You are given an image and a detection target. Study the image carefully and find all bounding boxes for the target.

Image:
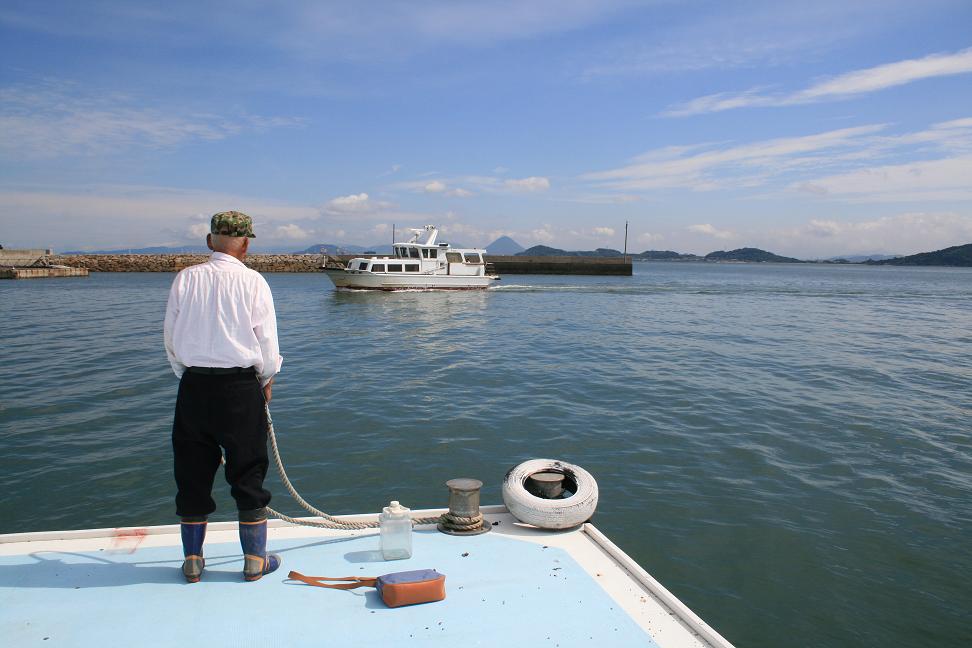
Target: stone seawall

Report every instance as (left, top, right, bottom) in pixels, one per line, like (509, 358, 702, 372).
(45, 253, 631, 275)
(486, 255, 632, 276)
(50, 254, 325, 273)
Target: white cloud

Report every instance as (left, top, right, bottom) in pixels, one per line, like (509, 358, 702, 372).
(187, 222, 210, 238)
(771, 212, 972, 256)
(582, 117, 972, 202)
(689, 224, 735, 240)
(0, 184, 321, 248)
(504, 176, 551, 192)
(794, 156, 972, 202)
(0, 80, 303, 157)
(530, 225, 555, 243)
(0, 2, 637, 63)
(323, 192, 394, 214)
(392, 174, 549, 196)
(666, 46, 972, 116)
(805, 220, 842, 238)
(592, 226, 615, 236)
(583, 124, 885, 192)
(274, 223, 312, 239)
(637, 232, 664, 244)
(579, 0, 901, 79)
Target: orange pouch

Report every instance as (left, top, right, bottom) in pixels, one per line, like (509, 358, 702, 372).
(288, 569, 446, 608)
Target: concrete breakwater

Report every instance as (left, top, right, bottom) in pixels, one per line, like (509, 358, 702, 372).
(44, 253, 632, 275)
(485, 255, 632, 275)
(332, 254, 632, 275)
(50, 254, 325, 273)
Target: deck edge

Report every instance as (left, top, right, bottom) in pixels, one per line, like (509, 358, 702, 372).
(582, 523, 736, 648)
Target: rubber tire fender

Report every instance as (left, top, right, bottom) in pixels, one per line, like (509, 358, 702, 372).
(502, 459, 598, 530)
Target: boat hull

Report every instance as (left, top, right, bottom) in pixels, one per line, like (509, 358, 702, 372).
(0, 505, 735, 647)
(325, 269, 497, 290)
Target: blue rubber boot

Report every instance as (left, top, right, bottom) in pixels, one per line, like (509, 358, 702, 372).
(180, 519, 207, 583)
(239, 518, 281, 582)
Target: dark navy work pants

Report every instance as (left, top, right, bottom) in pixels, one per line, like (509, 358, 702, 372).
(172, 371, 271, 517)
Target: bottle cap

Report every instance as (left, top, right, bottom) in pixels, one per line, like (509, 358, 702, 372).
(383, 500, 409, 516)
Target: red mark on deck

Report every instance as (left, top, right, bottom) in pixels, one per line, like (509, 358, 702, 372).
(110, 528, 148, 554)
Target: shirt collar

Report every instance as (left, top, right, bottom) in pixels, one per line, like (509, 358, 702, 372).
(210, 251, 246, 267)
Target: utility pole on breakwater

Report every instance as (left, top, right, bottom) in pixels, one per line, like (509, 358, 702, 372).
(623, 221, 628, 263)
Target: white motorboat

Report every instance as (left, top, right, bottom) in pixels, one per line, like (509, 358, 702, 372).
(324, 225, 499, 290)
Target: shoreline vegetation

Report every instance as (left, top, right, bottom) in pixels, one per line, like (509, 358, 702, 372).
(514, 242, 972, 267)
(2, 242, 969, 272)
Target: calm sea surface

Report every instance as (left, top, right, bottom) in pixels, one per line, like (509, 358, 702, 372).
(1, 263, 970, 647)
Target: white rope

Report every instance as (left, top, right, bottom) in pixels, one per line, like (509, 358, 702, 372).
(263, 406, 442, 530)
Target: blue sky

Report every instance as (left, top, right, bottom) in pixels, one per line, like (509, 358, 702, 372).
(2, 0, 971, 256)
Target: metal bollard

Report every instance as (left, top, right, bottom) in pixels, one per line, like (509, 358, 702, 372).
(526, 471, 565, 499)
(437, 478, 490, 536)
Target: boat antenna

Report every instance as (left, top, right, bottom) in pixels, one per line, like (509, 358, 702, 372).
(392, 223, 395, 247)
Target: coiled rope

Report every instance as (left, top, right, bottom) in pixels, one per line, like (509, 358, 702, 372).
(262, 406, 442, 530)
(438, 511, 485, 532)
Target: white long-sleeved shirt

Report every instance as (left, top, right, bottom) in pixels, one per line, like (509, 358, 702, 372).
(163, 252, 282, 386)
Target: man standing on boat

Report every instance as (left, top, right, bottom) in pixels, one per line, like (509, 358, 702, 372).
(163, 211, 283, 583)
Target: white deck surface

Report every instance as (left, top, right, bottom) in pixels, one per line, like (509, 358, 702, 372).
(0, 506, 733, 647)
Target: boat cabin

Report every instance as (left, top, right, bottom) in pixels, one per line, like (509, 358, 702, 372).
(324, 224, 498, 290)
(347, 226, 488, 277)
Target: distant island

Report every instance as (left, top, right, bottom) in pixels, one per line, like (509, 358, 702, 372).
(517, 245, 624, 258)
(506, 240, 971, 267)
(57, 236, 972, 268)
(514, 245, 802, 263)
(702, 248, 803, 263)
(866, 243, 972, 267)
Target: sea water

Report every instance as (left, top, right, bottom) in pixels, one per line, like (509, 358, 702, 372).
(1, 263, 970, 647)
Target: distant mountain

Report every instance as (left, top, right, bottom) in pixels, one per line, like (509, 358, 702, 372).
(827, 254, 901, 263)
(516, 245, 625, 257)
(517, 245, 564, 256)
(296, 243, 369, 255)
(64, 245, 211, 254)
(635, 250, 701, 260)
(704, 248, 803, 263)
(486, 236, 524, 255)
(868, 243, 972, 267)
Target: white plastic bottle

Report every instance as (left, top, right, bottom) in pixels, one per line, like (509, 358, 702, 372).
(379, 500, 413, 560)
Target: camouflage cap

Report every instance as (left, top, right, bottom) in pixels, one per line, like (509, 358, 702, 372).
(210, 211, 256, 238)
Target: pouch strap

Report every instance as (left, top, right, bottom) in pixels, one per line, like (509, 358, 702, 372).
(288, 571, 377, 590)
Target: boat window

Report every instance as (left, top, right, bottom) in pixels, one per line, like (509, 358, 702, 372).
(357, 261, 370, 271)
(371, 264, 385, 272)
(421, 248, 429, 258)
(446, 252, 462, 263)
(405, 264, 419, 272)
(428, 249, 437, 259)
(388, 264, 403, 272)
(463, 253, 482, 264)
(409, 248, 420, 259)
(396, 247, 404, 258)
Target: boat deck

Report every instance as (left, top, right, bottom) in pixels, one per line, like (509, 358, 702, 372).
(0, 506, 732, 647)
